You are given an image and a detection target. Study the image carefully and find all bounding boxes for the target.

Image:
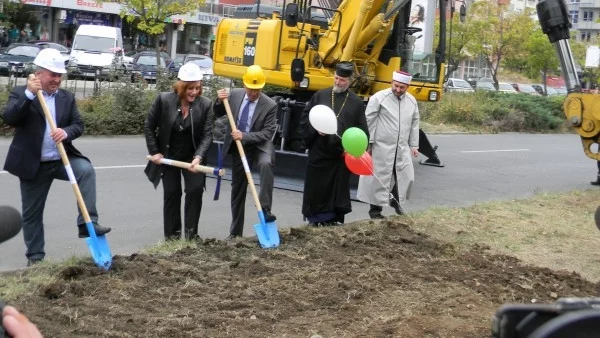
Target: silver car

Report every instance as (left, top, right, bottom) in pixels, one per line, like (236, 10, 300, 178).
(444, 78, 474, 93)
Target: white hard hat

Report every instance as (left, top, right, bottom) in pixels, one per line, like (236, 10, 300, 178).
(178, 62, 204, 81)
(33, 48, 67, 74)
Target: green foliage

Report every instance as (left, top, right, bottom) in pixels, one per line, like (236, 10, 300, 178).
(523, 29, 560, 79)
(78, 81, 156, 135)
(0, 81, 570, 137)
(420, 92, 567, 132)
(0, 87, 12, 136)
(110, 0, 204, 36)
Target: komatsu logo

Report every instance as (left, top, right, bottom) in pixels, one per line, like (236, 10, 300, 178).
(224, 56, 242, 64)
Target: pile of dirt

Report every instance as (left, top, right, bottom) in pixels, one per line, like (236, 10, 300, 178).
(5, 219, 599, 337)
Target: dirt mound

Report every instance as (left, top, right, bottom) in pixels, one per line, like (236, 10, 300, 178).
(6, 219, 599, 337)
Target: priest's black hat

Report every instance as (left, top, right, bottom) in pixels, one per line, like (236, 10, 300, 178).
(335, 61, 353, 78)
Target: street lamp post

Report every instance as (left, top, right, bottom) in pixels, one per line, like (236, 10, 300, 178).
(447, 0, 455, 79)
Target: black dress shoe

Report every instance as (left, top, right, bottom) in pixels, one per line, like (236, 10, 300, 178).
(225, 234, 242, 241)
(390, 200, 406, 215)
(369, 212, 385, 219)
(27, 258, 43, 267)
(263, 209, 277, 222)
(78, 224, 112, 238)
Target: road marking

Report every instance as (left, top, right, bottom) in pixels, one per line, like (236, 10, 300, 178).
(461, 149, 530, 153)
(0, 165, 145, 175)
(95, 165, 146, 170)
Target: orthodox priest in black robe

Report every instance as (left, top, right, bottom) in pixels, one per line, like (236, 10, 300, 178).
(299, 61, 369, 225)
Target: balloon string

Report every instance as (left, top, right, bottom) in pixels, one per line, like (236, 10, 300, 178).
(358, 155, 414, 223)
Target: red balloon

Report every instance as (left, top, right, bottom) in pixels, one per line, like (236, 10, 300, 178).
(344, 152, 373, 176)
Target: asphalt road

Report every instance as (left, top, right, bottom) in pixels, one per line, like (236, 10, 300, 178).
(0, 134, 596, 271)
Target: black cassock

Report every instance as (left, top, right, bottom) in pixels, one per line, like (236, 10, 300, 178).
(299, 87, 369, 223)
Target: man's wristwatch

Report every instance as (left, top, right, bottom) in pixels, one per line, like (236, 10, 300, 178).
(194, 155, 202, 161)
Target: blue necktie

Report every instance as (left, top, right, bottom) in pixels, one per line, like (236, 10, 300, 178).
(238, 100, 250, 132)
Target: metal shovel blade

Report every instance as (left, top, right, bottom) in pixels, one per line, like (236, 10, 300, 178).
(84, 221, 112, 270)
(253, 210, 280, 248)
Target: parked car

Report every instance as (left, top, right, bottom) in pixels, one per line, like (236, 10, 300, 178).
(554, 87, 567, 95)
(497, 82, 518, 94)
(0, 43, 44, 75)
(182, 54, 214, 80)
(444, 78, 474, 93)
(68, 25, 126, 79)
(531, 84, 560, 96)
(167, 55, 185, 75)
(511, 83, 540, 96)
(474, 80, 496, 92)
(28, 41, 70, 62)
(123, 50, 136, 72)
(130, 51, 167, 83)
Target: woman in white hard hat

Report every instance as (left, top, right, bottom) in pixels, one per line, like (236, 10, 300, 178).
(144, 62, 214, 240)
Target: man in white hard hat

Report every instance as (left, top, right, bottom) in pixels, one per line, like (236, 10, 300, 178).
(2, 48, 111, 267)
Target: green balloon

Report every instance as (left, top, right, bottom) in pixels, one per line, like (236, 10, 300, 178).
(342, 127, 368, 157)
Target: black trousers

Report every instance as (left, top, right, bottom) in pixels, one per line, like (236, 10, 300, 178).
(162, 165, 205, 240)
(370, 160, 400, 214)
(229, 146, 274, 236)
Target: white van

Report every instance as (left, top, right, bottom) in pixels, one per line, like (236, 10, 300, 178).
(68, 25, 125, 78)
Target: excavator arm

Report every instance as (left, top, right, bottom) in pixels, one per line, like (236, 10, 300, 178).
(537, 0, 600, 161)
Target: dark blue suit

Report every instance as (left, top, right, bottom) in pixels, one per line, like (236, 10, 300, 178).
(2, 85, 98, 262)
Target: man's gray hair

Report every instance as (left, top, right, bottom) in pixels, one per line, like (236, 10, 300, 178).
(34, 66, 45, 74)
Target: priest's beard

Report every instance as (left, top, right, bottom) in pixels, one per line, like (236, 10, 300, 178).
(332, 83, 349, 93)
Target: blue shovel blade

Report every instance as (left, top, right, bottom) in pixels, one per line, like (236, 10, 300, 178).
(84, 222, 112, 271)
(254, 210, 280, 248)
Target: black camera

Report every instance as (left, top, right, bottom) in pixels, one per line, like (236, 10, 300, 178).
(491, 297, 600, 338)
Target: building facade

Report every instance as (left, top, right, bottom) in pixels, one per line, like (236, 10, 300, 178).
(14, 0, 225, 57)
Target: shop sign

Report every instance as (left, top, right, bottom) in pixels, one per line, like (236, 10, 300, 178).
(20, 0, 52, 6)
(61, 0, 122, 14)
(75, 0, 103, 8)
(197, 13, 221, 25)
(63, 10, 118, 26)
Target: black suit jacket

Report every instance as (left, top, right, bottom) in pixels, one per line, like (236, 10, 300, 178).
(143, 92, 214, 188)
(213, 88, 277, 156)
(2, 86, 85, 180)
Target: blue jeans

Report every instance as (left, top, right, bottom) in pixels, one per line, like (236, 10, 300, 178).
(19, 157, 98, 260)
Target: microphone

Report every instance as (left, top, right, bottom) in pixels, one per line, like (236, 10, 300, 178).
(0, 206, 22, 244)
(1, 206, 21, 338)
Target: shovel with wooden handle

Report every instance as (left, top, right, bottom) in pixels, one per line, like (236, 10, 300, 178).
(35, 89, 112, 270)
(145, 155, 225, 176)
(222, 98, 280, 248)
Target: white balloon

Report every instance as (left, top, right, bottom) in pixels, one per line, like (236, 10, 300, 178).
(309, 105, 337, 135)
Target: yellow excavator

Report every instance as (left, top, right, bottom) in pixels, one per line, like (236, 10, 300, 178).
(491, 0, 600, 336)
(212, 0, 453, 171)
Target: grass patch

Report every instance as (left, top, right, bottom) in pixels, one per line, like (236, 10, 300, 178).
(1, 189, 598, 302)
(411, 189, 600, 281)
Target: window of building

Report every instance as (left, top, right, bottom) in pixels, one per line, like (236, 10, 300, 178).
(569, 10, 579, 23)
(222, 5, 236, 18)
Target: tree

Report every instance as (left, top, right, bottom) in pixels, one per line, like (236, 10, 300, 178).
(464, 1, 535, 86)
(524, 28, 560, 92)
(106, 0, 205, 65)
(570, 34, 600, 90)
(440, 6, 481, 79)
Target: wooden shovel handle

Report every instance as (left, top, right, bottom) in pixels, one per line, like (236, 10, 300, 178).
(222, 98, 263, 213)
(145, 156, 225, 176)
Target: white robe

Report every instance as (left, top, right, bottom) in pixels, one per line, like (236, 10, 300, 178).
(356, 89, 419, 206)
